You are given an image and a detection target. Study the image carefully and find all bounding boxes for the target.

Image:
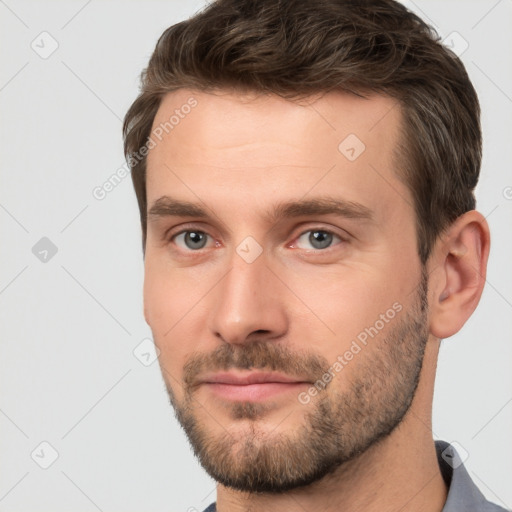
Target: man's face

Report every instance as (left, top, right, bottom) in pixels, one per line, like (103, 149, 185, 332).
(144, 89, 430, 492)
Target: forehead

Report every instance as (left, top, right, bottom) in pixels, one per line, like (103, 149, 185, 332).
(145, 88, 411, 227)
(149, 88, 402, 159)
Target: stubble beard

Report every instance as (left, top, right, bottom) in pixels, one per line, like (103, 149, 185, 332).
(162, 270, 429, 493)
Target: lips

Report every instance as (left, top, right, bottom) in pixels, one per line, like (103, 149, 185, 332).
(200, 371, 309, 386)
(198, 371, 311, 402)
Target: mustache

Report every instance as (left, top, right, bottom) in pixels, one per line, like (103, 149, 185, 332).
(183, 340, 330, 389)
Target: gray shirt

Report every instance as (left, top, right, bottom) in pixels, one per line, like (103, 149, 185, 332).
(201, 440, 510, 512)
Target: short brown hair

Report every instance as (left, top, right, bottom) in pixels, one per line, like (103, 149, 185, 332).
(123, 0, 481, 264)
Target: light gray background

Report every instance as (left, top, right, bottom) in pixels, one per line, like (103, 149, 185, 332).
(1, 1, 511, 511)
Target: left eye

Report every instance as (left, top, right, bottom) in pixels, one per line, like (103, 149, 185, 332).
(173, 230, 211, 250)
(295, 229, 343, 250)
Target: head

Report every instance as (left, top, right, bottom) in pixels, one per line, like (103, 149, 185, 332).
(123, 0, 490, 494)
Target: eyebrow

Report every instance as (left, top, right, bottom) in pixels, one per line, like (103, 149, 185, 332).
(147, 195, 374, 224)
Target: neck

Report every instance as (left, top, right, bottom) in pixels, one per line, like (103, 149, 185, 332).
(215, 341, 447, 512)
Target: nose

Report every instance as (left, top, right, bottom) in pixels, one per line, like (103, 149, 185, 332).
(207, 244, 289, 345)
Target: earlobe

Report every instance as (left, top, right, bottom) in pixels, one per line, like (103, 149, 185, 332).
(429, 211, 490, 339)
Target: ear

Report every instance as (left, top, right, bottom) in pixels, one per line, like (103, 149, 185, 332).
(428, 210, 490, 339)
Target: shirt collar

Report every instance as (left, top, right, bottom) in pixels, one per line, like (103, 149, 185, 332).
(435, 439, 499, 511)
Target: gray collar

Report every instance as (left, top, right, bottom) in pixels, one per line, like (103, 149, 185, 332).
(435, 439, 508, 511)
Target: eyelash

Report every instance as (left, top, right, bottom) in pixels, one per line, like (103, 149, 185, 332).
(165, 225, 347, 253)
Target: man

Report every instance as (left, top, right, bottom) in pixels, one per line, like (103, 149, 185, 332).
(123, 1, 508, 511)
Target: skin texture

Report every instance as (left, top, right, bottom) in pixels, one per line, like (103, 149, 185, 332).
(143, 89, 490, 512)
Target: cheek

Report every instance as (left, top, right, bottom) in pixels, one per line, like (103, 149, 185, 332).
(143, 252, 203, 327)
(288, 261, 412, 355)
(143, 263, 194, 360)
(143, 265, 175, 331)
